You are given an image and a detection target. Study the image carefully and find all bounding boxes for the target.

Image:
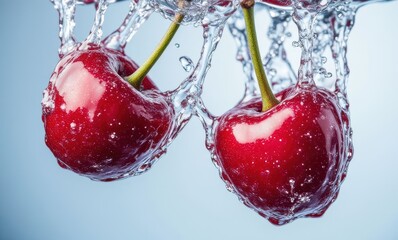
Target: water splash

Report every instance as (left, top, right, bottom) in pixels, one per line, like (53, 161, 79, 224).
(227, 9, 258, 101)
(263, 6, 297, 93)
(51, 0, 78, 57)
(83, 0, 111, 45)
(134, 4, 233, 178)
(47, 0, 394, 223)
(148, 0, 239, 25)
(103, 0, 154, 50)
(168, 16, 230, 141)
(291, 0, 328, 87)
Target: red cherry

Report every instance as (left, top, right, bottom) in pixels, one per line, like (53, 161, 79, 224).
(42, 45, 174, 181)
(214, 86, 346, 225)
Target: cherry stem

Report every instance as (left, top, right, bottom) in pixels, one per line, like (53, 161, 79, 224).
(126, 12, 184, 89)
(241, 0, 279, 112)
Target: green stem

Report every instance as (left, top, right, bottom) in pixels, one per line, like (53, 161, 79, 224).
(126, 13, 185, 89)
(241, 1, 279, 112)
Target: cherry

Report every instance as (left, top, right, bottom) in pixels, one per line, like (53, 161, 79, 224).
(214, 86, 345, 225)
(211, 0, 347, 224)
(42, 45, 174, 181)
(43, 8, 185, 181)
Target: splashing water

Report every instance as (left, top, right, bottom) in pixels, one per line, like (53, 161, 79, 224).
(51, 0, 77, 57)
(262, 5, 297, 93)
(46, 0, 394, 222)
(103, 0, 154, 50)
(227, 9, 259, 100)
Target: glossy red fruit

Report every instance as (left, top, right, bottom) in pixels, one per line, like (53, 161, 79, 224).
(214, 86, 346, 225)
(42, 45, 174, 181)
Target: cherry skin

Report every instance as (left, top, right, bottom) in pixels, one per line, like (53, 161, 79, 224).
(214, 86, 346, 225)
(42, 45, 174, 181)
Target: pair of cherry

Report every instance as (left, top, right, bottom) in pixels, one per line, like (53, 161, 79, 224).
(43, 0, 350, 225)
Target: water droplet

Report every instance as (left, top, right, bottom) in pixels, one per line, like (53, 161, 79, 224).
(324, 72, 333, 78)
(289, 179, 295, 186)
(292, 41, 301, 47)
(179, 56, 194, 72)
(268, 68, 277, 77)
(110, 132, 116, 139)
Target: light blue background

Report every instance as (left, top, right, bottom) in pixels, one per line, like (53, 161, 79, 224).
(1, 1, 397, 239)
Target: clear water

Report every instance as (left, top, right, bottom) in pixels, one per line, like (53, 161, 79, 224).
(46, 0, 393, 223)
